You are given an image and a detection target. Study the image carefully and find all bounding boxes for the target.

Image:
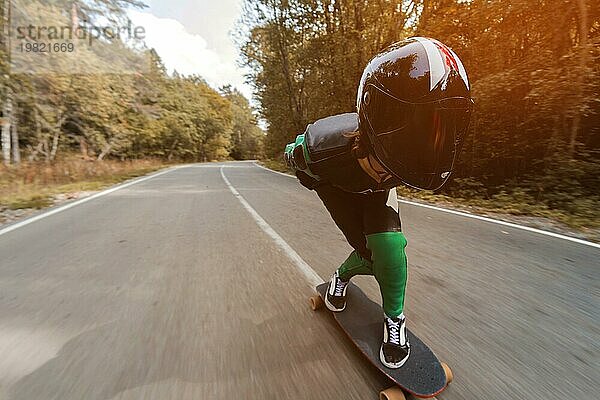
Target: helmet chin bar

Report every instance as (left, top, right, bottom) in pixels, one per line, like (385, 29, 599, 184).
(368, 126, 457, 192)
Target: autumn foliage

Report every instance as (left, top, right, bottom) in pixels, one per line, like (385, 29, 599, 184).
(238, 0, 599, 225)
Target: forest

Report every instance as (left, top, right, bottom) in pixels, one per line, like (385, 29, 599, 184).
(238, 0, 599, 229)
(0, 0, 598, 230)
(0, 0, 263, 165)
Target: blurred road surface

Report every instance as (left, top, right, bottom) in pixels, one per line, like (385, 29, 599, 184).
(0, 161, 598, 399)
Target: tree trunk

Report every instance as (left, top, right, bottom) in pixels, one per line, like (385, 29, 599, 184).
(569, 0, 589, 158)
(11, 120, 20, 164)
(1, 91, 12, 166)
(98, 148, 110, 161)
(48, 112, 67, 162)
(271, 1, 303, 130)
(1, 0, 11, 50)
(49, 129, 60, 161)
(1, 121, 9, 165)
(98, 141, 113, 160)
(42, 138, 50, 163)
(79, 136, 89, 159)
(28, 142, 44, 162)
(167, 139, 179, 161)
(1, 0, 13, 164)
(31, 106, 45, 162)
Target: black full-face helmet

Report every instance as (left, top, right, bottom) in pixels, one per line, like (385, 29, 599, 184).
(357, 37, 473, 191)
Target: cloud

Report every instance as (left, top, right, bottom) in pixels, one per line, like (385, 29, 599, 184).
(128, 10, 252, 99)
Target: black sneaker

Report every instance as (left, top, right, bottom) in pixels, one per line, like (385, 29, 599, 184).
(325, 271, 349, 312)
(380, 314, 410, 369)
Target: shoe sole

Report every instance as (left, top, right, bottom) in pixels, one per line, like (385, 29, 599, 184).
(379, 345, 410, 369)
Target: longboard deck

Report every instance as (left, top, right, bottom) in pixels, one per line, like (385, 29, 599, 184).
(316, 282, 448, 398)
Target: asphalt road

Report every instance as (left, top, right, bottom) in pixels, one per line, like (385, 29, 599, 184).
(0, 161, 598, 400)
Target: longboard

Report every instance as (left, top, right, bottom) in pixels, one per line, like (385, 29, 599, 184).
(311, 282, 452, 400)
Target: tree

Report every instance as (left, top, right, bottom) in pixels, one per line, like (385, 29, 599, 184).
(221, 85, 264, 160)
(237, 0, 600, 217)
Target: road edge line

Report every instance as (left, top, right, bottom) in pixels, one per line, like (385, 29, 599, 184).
(253, 162, 295, 178)
(220, 166, 323, 287)
(398, 199, 600, 249)
(255, 163, 599, 249)
(0, 165, 185, 237)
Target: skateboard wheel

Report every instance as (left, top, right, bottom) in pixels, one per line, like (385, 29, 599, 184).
(309, 295, 324, 311)
(441, 362, 454, 384)
(379, 386, 406, 400)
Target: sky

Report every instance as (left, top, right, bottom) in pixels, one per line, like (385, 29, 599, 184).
(128, 0, 253, 100)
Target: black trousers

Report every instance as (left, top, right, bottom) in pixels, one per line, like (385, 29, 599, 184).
(314, 184, 402, 261)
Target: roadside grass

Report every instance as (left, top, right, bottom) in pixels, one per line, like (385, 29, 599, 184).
(395, 185, 600, 232)
(258, 159, 599, 237)
(260, 158, 294, 174)
(0, 157, 168, 210)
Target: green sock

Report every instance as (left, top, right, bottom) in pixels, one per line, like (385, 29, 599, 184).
(337, 251, 373, 281)
(366, 232, 408, 318)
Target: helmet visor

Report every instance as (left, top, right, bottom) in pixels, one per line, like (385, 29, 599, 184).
(364, 88, 472, 190)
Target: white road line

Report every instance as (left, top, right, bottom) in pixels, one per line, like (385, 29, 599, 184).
(255, 163, 600, 249)
(220, 166, 324, 287)
(398, 199, 600, 249)
(0, 166, 184, 237)
(253, 162, 295, 178)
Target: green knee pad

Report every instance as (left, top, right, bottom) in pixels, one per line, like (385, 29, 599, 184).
(338, 251, 373, 281)
(366, 232, 408, 318)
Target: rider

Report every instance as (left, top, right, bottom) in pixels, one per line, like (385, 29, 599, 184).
(284, 37, 472, 368)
